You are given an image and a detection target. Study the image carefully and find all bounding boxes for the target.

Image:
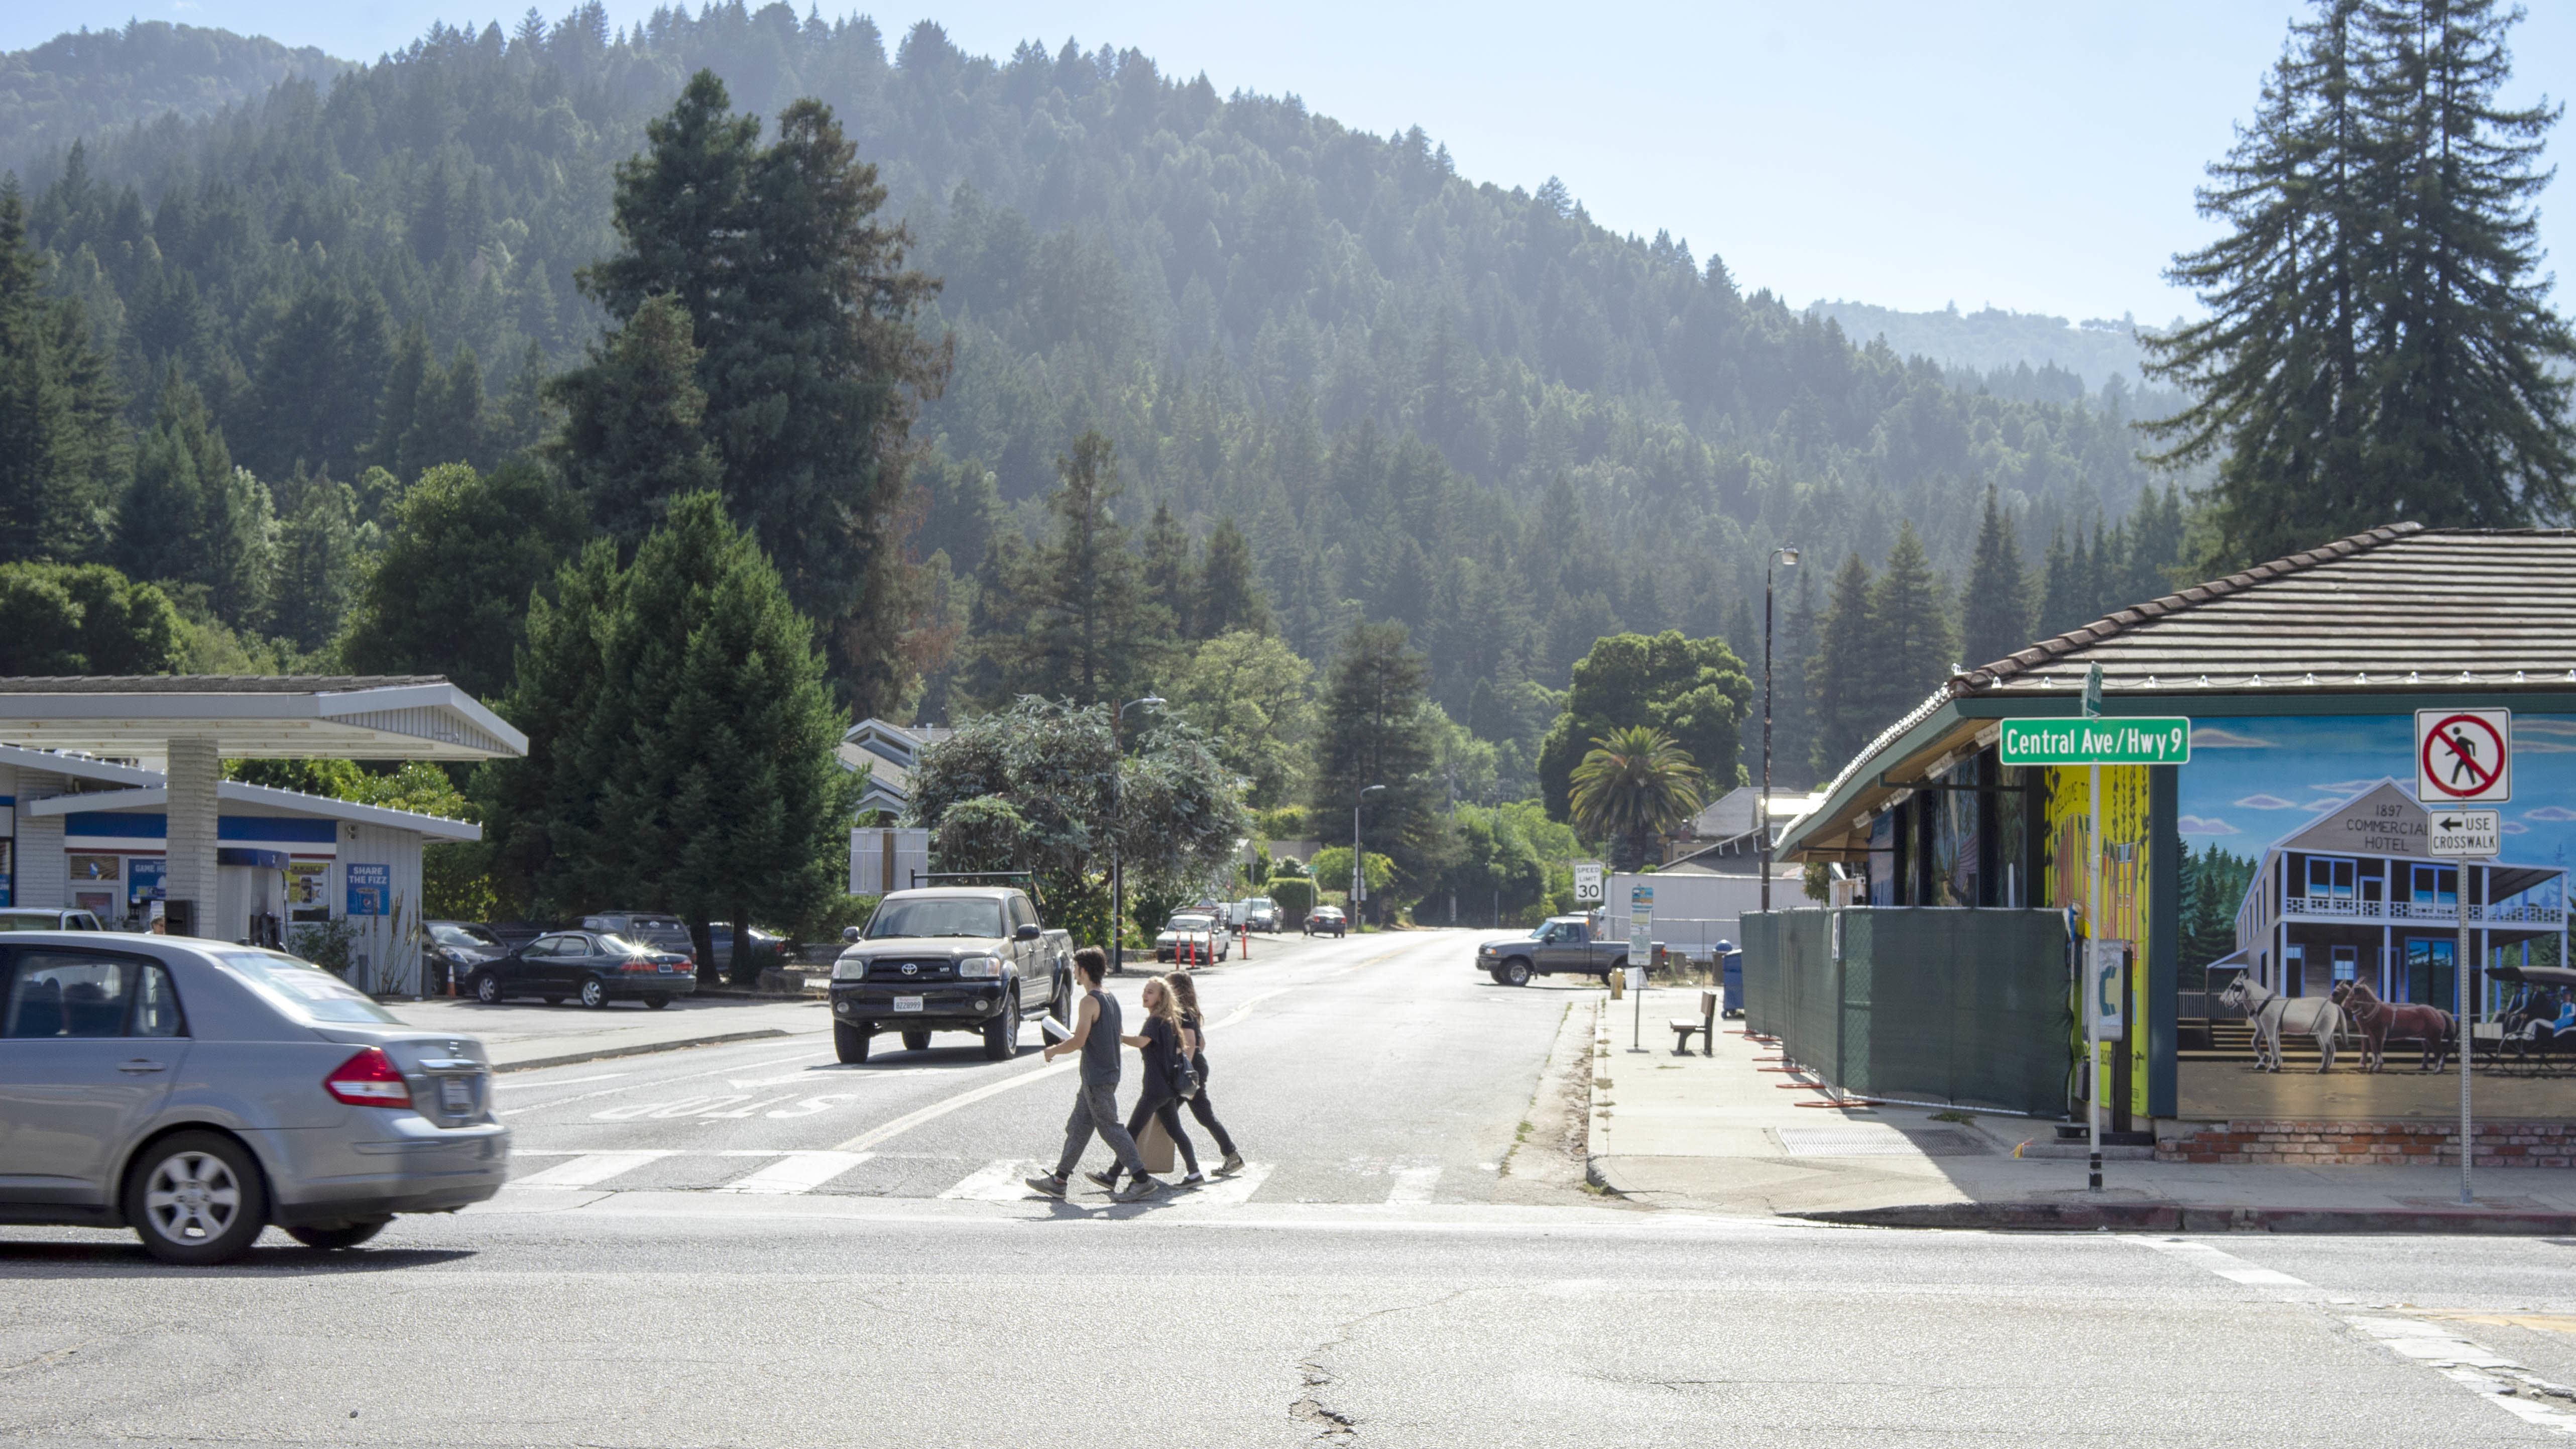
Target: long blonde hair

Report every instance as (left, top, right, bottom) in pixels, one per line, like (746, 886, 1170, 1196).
(1167, 971, 1203, 1022)
(1142, 975, 1184, 1030)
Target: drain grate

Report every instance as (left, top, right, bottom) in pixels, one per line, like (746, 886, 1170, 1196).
(1772, 1127, 1987, 1158)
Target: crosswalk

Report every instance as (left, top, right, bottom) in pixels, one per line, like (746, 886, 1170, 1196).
(506, 1149, 1423, 1206)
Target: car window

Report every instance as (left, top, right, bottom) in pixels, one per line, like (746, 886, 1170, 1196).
(131, 963, 184, 1038)
(3, 952, 130, 1038)
(866, 898, 1006, 939)
(528, 935, 571, 957)
(430, 925, 484, 948)
(214, 950, 401, 1024)
(0, 914, 59, 932)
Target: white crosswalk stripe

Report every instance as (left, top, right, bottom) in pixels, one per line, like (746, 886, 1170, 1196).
(1172, 1162, 1273, 1207)
(940, 1159, 1047, 1201)
(509, 1151, 675, 1188)
(1386, 1166, 1442, 1204)
(713, 1151, 872, 1194)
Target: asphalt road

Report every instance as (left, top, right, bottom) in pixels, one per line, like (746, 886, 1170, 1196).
(7, 928, 2576, 1446)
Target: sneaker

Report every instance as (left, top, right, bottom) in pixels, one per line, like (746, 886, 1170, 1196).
(1216, 1152, 1245, 1177)
(1083, 1169, 1120, 1191)
(1115, 1176, 1165, 1202)
(1023, 1173, 1067, 1199)
(1180, 1171, 1206, 1186)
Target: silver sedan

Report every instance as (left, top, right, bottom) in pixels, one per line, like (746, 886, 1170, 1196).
(0, 931, 510, 1263)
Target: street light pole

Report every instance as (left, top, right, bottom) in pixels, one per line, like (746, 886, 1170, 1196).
(1355, 783, 1386, 931)
(1111, 695, 1164, 975)
(1761, 546, 1800, 915)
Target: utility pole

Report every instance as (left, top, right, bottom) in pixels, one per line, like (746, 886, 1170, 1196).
(1761, 546, 1800, 914)
(2083, 663, 2103, 1193)
(1110, 695, 1164, 974)
(1355, 783, 1386, 931)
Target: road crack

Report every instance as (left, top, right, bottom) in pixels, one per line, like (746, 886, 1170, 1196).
(1290, 1288, 1487, 1442)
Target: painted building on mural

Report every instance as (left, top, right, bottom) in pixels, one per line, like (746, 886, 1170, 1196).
(1772, 524, 2576, 1154)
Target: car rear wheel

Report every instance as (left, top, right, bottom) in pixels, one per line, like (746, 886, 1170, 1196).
(902, 1029, 931, 1052)
(474, 973, 502, 1005)
(579, 977, 610, 1010)
(983, 990, 1019, 1060)
(1049, 972, 1071, 1024)
(286, 1218, 390, 1250)
(1500, 958, 1531, 987)
(644, 995, 670, 1010)
(127, 1131, 268, 1266)
(835, 1021, 871, 1064)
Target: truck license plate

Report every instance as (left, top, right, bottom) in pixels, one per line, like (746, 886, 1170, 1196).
(893, 996, 923, 1013)
(439, 1077, 472, 1112)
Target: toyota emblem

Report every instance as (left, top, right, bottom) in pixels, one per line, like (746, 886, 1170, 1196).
(901, 962, 918, 976)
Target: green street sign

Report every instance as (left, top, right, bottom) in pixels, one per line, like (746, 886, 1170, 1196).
(1998, 717, 2193, 766)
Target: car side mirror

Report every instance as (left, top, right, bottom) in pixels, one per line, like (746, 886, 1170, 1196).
(1016, 923, 1042, 941)
(842, 926, 862, 943)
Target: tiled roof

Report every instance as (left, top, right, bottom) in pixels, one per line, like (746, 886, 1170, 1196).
(0, 675, 449, 694)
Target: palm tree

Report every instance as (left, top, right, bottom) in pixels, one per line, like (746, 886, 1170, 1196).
(1569, 726, 1705, 871)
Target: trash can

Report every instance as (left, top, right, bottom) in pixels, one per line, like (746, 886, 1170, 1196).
(1715, 941, 1743, 1018)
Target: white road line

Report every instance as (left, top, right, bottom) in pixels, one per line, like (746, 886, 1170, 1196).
(1174, 1163, 1272, 1208)
(1386, 1166, 1442, 1204)
(2121, 1236, 2322, 1289)
(1213, 988, 1290, 1030)
(494, 1072, 632, 1090)
(714, 1151, 872, 1195)
(495, 1049, 831, 1114)
(509, 1151, 675, 1188)
(940, 1159, 1047, 1201)
(832, 1059, 1074, 1153)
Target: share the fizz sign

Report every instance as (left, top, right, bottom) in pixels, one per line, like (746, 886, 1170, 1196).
(1997, 717, 2193, 766)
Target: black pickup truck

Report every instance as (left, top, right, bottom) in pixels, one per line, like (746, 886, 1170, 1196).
(1473, 915, 1633, 986)
(827, 886, 1073, 1062)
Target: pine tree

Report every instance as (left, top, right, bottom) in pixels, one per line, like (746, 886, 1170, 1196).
(269, 470, 358, 650)
(1958, 485, 2032, 668)
(118, 368, 227, 587)
(546, 293, 722, 549)
(472, 537, 623, 919)
(2039, 525, 2083, 638)
(1193, 516, 1269, 637)
(0, 183, 124, 565)
(1864, 521, 1954, 718)
(1139, 498, 1194, 639)
(1311, 620, 1448, 913)
(971, 431, 1167, 707)
(1770, 565, 1820, 791)
(341, 461, 591, 700)
(1808, 550, 1877, 778)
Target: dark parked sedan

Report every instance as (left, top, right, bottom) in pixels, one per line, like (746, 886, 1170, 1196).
(0, 931, 508, 1263)
(466, 931, 696, 1010)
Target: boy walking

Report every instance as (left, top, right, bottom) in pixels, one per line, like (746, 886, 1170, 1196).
(1025, 948, 1162, 1202)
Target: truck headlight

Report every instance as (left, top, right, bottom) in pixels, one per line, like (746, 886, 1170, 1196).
(832, 956, 870, 980)
(956, 956, 1002, 979)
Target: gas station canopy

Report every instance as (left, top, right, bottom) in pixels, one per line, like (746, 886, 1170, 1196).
(0, 676, 525, 762)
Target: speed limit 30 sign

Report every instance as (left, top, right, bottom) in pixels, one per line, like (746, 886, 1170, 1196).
(2417, 708, 2512, 804)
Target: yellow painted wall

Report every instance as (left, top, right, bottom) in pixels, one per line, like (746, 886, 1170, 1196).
(2044, 764, 2152, 1118)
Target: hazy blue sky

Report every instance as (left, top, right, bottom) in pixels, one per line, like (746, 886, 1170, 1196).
(7, 2, 2570, 322)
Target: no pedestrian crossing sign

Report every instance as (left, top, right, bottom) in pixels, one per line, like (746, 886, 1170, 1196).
(2417, 708, 2511, 804)
(1997, 717, 2193, 767)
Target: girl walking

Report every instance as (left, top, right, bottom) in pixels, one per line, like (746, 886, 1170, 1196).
(1091, 975, 1203, 1191)
(1166, 972, 1243, 1176)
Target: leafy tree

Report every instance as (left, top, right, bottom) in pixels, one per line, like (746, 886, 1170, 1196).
(1169, 628, 1315, 808)
(1425, 803, 1550, 928)
(579, 70, 948, 718)
(2144, 0, 2574, 565)
(1568, 725, 1706, 872)
(0, 184, 123, 564)
(1311, 620, 1448, 913)
(968, 431, 1172, 707)
(1538, 631, 1749, 822)
(0, 562, 183, 673)
(340, 461, 590, 700)
(545, 292, 722, 550)
(1959, 485, 2032, 670)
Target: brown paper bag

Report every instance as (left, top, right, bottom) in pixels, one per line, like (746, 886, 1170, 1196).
(1138, 1114, 1176, 1173)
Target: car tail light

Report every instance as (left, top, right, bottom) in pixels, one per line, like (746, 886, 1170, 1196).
(622, 957, 657, 972)
(324, 1048, 412, 1107)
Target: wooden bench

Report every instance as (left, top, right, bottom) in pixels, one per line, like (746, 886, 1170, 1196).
(1670, 990, 1716, 1056)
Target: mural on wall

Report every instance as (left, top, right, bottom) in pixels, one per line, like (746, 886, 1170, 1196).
(2044, 764, 2152, 1118)
(2175, 713, 2574, 1120)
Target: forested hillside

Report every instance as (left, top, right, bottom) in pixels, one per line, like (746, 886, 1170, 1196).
(1, 4, 2206, 793)
(0, 22, 348, 179)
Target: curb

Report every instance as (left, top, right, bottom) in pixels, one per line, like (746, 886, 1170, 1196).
(492, 1028, 798, 1074)
(1789, 1201, 2576, 1236)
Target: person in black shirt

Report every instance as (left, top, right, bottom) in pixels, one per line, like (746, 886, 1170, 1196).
(1026, 948, 1158, 1201)
(1166, 971, 1242, 1176)
(1092, 975, 1203, 1191)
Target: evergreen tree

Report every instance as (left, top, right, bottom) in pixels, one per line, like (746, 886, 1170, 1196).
(546, 292, 722, 549)
(1769, 564, 1820, 791)
(269, 469, 359, 651)
(117, 367, 229, 587)
(1865, 520, 1954, 711)
(340, 460, 590, 699)
(2039, 525, 2084, 637)
(472, 536, 622, 919)
(580, 71, 948, 718)
(1193, 516, 1269, 637)
(970, 431, 1168, 707)
(242, 277, 393, 482)
(1808, 551, 1877, 778)
(0, 183, 123, 564)
(2145, 0, 2574, 564)
(1312, 620, 1448, 913)
(1139, 498, 1194, 639)
(1959, 485, 2032, 668)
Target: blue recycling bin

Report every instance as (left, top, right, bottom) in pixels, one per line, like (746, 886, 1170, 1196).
(1715, 941, 1743, 1018)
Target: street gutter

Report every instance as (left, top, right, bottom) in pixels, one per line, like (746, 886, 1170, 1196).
(493, 1028, 794, 1073)
(1791, 1201, 2576, 1235)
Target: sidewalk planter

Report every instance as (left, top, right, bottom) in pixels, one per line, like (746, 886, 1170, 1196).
(1744, 907, 2072, 1117)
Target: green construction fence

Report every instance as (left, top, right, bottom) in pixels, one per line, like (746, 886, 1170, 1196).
(1741, 907, 2073, 1118)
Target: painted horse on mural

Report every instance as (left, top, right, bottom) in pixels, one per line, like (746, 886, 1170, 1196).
(2218, 974, 2343, 1073)
(2327, 980, 2454, 1073)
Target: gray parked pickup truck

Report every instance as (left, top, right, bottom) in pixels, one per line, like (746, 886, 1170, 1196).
(828, 886, 1073, 1063)
(1474, 915, 1633, 987)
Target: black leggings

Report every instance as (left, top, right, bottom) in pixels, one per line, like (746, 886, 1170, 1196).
(1104, 1089, 1197, 1181)
(1186, 1056, 1237, 1157)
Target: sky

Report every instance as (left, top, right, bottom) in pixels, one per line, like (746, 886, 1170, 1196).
(5, 1, 2572, 323)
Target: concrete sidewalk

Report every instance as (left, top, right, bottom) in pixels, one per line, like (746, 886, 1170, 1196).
(386, 995, 833, 1071)
(1585, 992, 2576, 1233)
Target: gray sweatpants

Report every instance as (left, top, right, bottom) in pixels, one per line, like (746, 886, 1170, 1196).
(1056, 1080, 1147, 1178)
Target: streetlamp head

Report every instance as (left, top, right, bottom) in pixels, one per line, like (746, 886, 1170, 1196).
(1776, 546, 1800, 568)
(1362, 783, 1388, 797)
